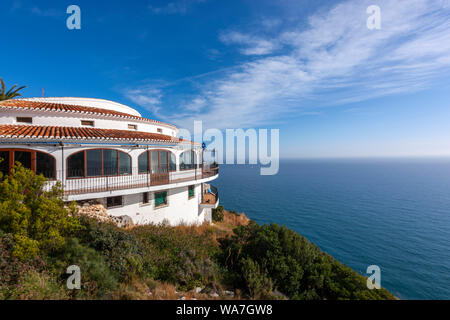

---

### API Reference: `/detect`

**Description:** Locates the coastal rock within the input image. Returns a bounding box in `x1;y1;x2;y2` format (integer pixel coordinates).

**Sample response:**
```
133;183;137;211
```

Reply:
194;287;203;294
73;201;112;223
225;290;235;297
111;215;134;228
72;201;134;228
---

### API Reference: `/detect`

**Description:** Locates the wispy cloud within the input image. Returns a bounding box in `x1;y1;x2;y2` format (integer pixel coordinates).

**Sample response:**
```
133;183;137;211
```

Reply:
30;6;63;18
219;31;278;56
8;1;63;18
123;86;163;115
127;0;450;129
148;0;206;15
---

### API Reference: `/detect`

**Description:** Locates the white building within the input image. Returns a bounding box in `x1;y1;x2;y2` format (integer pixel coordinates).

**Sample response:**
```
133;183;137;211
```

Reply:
0;97;219;225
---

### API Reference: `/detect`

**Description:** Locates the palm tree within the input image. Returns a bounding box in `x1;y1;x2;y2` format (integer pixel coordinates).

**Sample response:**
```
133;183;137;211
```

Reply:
0;78;26;101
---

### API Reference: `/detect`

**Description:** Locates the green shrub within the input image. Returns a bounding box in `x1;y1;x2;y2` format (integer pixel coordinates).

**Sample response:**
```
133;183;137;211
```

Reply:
219;222;395;300
50;238;118;298
0;164;82;260
6;270;68;300
132;225;220;290
78;218;144;282
241;257;273;299
212;206;224;222
0;233;45;299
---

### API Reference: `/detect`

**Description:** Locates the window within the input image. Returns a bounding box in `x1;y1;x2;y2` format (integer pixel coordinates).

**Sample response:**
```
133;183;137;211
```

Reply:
157;128;163;133
81;120;94;127
67;149;132;178
67;151;85;178
0;149;55;179
180;150;196;170
14;151;31;170
106;196;123;208
86;149;102;177
138;150;176;173
119;152;131;175
138;152;149;173
0;151;10;176
103;149;118;176
155;191;168;208
128;124;137;130
36;152;56;179
188;185;195;199
142;192;150;204
170;153;176;171
16;117;32;124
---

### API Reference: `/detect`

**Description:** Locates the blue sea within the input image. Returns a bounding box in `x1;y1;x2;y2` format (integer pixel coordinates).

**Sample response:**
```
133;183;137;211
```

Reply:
214;159;450;300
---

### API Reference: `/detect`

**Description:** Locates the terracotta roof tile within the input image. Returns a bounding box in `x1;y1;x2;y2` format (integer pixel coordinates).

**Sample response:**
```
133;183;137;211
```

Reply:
0;125;182;143
0;99;176;129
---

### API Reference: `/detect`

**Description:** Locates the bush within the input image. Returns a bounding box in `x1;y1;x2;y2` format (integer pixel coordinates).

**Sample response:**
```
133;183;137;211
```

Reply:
0;233;45;299
219;222;395;300
50;238;118;298
78;218;144;282
241;257;273;299
0;164;82;260
212;206;224;222
132;224;220;290
6;270;68;300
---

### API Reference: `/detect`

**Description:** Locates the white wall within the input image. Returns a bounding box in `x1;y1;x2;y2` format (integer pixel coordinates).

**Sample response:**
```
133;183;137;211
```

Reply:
106;184;205;225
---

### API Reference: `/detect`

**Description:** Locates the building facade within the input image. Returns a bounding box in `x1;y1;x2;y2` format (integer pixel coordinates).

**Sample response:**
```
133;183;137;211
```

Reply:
0;97;219;225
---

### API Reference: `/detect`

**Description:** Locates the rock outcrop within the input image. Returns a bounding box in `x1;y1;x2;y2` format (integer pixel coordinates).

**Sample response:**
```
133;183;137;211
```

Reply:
72;200;134;228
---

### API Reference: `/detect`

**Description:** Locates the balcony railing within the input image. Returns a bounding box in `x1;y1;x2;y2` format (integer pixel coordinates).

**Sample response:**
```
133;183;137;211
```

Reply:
49;164;219;196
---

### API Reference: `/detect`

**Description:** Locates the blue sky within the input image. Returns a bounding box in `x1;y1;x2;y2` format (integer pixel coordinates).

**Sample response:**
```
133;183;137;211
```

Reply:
2;0;450;158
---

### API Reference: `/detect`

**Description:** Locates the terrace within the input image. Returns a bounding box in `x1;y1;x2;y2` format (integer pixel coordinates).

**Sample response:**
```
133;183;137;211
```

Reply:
56;163;219;196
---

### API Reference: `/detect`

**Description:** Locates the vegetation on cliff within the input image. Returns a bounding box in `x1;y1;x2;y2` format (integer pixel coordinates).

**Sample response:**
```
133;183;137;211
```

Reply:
0;165;395;300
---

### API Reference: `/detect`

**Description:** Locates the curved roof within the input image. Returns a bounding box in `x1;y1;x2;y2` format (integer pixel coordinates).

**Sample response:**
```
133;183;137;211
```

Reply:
22;97;142;117
0;98;177;130
0;124;183;143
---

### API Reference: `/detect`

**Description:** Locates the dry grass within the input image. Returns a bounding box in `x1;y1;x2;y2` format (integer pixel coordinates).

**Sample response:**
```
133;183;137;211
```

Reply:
210;210;250;235
171;211;250;244
110;278;241;300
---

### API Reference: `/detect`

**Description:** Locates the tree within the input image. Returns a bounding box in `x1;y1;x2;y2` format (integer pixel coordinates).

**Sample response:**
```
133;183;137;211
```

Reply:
0;78;26;101
0;164;82;260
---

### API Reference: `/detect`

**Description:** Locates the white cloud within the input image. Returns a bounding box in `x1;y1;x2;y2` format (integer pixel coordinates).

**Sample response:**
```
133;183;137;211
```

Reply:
30;6;62;18
220;31;278;55
148;0;206;15
129;0;450;129
185;98;207;112
123;87;163;114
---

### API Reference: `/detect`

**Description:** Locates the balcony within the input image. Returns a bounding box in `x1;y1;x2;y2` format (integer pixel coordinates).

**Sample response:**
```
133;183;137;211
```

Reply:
201;184;219;208
48;163;219;197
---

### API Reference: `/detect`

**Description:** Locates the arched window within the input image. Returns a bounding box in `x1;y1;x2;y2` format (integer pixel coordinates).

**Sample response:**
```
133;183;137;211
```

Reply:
0;149;56;179
67;149;131;178
138;150;176;174
180;150;196;170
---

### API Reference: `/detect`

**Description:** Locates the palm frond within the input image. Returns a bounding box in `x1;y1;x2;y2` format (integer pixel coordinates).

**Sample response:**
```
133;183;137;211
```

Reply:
0;79;5;96
6;85;26;97
5;84;18;96
0;79;26;101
